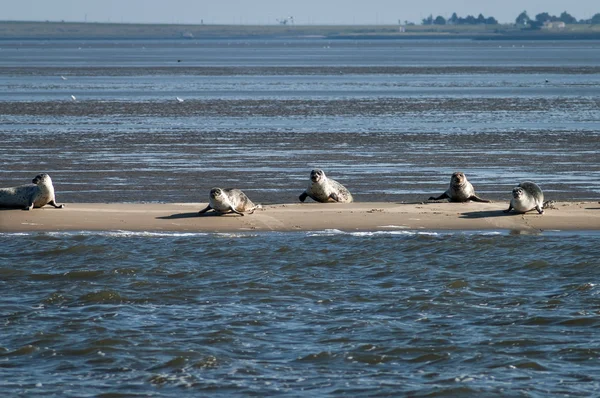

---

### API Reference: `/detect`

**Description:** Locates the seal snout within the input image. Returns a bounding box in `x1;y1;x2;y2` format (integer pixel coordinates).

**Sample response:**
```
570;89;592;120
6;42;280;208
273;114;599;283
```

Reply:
310;169;325;183
209;188;222;198
451;172;465;185
32;173;48;185
512;188;523;199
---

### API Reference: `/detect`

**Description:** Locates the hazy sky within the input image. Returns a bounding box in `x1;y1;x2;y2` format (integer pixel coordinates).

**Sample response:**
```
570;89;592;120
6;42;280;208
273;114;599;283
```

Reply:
3;0;598;25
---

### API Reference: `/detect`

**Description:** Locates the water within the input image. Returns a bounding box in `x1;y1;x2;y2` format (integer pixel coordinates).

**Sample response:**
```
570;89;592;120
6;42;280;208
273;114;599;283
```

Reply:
1;231;600;396
1;39;600;396
0;39;599;203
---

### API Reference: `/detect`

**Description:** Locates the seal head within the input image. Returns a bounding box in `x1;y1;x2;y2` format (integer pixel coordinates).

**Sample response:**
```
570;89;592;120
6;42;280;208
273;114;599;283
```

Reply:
299;169;353;203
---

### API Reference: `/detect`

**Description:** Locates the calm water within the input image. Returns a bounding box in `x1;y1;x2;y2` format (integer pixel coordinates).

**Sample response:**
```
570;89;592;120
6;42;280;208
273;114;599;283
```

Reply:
1;39;600;396
1;230;600;396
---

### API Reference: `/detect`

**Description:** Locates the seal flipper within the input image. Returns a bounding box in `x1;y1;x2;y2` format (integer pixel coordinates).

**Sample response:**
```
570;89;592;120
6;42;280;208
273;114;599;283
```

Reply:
24;193;36;210
299;192;308;202
429;192;449;201
535;205;544;215
229;206;244;216
198;205;212;214
48;200;64;209
503;204;513;213
469;195;491;203
329;192;340;202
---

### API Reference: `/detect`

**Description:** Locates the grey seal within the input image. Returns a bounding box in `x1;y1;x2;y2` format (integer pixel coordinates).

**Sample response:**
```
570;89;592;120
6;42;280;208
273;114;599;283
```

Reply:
299;169;353;203
0;173;64;210
504;181;544;214
198;188;260;216
428;172;490;203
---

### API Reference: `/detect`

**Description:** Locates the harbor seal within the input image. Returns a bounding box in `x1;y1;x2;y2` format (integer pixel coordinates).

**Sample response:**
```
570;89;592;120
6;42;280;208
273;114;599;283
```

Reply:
198;188;260;216
428;172;490;203
504;181;544;214
299;169;353;203
0;173;64;210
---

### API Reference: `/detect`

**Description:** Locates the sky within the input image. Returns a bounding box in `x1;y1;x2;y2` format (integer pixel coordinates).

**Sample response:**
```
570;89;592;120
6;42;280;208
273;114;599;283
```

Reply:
2;0;598;25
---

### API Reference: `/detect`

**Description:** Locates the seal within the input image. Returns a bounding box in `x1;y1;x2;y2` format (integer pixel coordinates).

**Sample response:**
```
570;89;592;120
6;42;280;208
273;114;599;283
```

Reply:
0;173;65;210
299;169;353;203
198;188;260;216
504;181;544;214
428;172;490;203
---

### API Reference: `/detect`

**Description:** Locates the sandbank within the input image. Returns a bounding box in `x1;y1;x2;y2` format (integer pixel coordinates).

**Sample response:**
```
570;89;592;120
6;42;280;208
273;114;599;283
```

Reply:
1;201;599;233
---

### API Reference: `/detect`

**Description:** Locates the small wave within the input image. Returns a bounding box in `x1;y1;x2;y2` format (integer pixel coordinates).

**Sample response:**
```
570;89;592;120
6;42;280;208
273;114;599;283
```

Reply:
295;351;339;363
77;290;124;304
2;345;39;357
306;229;441;237
558;317;599;327
511;360;549;371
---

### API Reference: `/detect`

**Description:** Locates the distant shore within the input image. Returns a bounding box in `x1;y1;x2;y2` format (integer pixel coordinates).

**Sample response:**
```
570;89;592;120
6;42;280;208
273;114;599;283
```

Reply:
2;20;600;40
1;202;599;233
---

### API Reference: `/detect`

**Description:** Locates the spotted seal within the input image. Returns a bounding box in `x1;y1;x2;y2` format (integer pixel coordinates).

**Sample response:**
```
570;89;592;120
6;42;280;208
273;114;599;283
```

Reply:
504;181;544;214
428;172;490;203
0;173;65;210
198;188;260;216
299;169;353;203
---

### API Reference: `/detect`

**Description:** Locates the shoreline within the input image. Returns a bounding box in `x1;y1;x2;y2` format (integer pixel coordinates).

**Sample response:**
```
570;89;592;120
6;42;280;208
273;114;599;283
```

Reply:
1;21;600;41
1;201;599;233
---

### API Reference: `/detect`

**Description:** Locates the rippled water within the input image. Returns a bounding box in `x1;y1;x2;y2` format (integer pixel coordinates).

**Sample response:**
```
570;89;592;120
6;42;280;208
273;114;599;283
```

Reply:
1;231;600;396
0;39;599;203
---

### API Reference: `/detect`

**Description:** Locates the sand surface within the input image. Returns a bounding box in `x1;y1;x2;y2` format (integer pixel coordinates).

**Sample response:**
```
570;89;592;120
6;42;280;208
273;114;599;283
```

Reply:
1;202;599;233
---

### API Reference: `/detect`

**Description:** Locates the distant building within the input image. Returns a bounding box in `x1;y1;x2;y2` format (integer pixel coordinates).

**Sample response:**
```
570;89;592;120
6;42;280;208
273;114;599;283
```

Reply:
542;21;566;30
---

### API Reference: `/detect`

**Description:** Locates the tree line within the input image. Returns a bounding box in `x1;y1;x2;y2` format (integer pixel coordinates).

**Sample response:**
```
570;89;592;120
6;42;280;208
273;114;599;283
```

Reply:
421;11;600;26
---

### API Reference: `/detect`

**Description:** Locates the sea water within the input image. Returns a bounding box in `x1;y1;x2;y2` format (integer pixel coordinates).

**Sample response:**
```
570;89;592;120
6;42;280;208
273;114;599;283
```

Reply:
1;230;600;396
1;39;600;396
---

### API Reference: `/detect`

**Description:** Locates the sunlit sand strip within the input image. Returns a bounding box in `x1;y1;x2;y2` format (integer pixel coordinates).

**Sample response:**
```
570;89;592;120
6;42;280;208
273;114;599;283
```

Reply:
0;202;598;233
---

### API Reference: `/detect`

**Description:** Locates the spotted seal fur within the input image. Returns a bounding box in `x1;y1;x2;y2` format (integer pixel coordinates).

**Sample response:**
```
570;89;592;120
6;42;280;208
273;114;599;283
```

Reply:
299;169;353;203
198;188;260;216
0;173;64;210
504;181;544;214
428;172;490;203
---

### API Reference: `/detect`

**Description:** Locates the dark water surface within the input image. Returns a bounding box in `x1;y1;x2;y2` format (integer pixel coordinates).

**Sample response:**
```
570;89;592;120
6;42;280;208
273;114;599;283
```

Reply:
1;231;600;396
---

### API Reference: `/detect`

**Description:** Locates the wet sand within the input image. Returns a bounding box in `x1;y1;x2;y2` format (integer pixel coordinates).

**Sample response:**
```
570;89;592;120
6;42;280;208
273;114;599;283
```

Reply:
1;201;598;233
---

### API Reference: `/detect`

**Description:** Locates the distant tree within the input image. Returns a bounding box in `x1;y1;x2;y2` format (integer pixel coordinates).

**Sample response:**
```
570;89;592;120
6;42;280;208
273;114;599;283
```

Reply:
444;12;498;26
535;12;553;23
433;16;446;25
592;13;600;24
464;15;477;25
559;11;577;24
422;14;433;25
515;11;530;25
